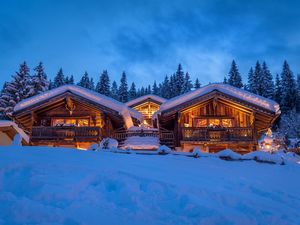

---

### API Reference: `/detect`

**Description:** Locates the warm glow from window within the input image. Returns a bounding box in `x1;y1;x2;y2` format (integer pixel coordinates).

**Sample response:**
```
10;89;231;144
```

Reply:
208;119;220;127
52;118;90;127
222;119;232;127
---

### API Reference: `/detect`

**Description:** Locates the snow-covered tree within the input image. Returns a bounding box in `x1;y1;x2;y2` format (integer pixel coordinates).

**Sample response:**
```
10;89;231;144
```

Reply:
78;71;91;89
280;60;297;112
227;60;243;88
0;62;33;116
110;81;119;100
65;75;74;85
129;82;137;100
31;62;49;95
261;62;274;99
152;81;159;95
89;77;95;90
118;72;128;102
279;110;300;138
175;64;185;94
274;74;282;104
246;67;254;91
182;72;193;94
96;70;110;96
160;75;170;99
53;68;66;88
194;78;201;89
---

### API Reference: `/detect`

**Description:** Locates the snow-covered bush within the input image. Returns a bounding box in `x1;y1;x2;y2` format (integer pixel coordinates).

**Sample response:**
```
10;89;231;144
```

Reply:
192;148;211;158
99;138;118;149
156;145;172;155
242;151;284;165
216;149;242;160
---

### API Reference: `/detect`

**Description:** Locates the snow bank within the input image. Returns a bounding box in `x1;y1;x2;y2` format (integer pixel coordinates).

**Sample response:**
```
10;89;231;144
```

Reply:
242;151;284;164
99;138;119;149
125;94;166;107
122;136;160;150
0;120;29;143
0;146;300;225
216;149;243;160
13;85;143;128
158;83;280;114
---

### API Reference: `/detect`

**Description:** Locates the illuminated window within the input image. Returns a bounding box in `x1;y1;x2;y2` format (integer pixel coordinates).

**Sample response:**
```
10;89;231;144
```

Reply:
208;119;220;127
52;119;64;126
222;119;232;127
78;119;89;127
52;118;90;127
65;119;77;126
194;119;207;127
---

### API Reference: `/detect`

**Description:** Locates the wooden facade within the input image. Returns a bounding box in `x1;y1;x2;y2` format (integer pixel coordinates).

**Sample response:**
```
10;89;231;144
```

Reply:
13;88;141;149
158;89;280;153
126;95;166;127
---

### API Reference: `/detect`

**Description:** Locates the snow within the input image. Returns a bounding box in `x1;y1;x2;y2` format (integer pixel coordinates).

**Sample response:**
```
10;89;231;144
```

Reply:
122;136;160;150
99;138;119;149
0;120;29;144
157;83;281;114
0;146;300;225
128;125;158;131
125;94;166;107
13;85;143;128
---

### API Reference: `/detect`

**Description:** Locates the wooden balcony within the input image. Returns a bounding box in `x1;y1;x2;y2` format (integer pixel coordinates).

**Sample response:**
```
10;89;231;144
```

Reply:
181;127;254;142
31;126;101;141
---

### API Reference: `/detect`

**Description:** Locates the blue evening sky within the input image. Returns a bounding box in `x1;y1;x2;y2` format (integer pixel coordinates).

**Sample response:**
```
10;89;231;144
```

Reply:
0;0;299;88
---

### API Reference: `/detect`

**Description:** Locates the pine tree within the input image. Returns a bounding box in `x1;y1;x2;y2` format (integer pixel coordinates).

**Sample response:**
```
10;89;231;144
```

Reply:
53;68;66;88
280;60;297;112
118;72;128;102
129;82;137;100
223;77;227;84
161;75;170;99
152;81;159;95
227;60;243;88
175;64;185;95
89;77;95;90
77;71;91;89
169;73;176;98
0;62;33;115
261;62;274;99
296;74;300;112
0;82;9;118
247;67;254;91
194;78;201;89
274;74;282;104
251;61;263;95
146;85;151;94
110;81;119;100
69;75;74;84
65;75;74;85
96;70;110;96
140;87;145;96
31;62;49;95
49;79;54;90
182;72;193;94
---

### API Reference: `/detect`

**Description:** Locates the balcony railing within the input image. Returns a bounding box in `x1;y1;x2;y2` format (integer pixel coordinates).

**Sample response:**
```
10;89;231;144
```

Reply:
182;127;254;142
31;126;101;141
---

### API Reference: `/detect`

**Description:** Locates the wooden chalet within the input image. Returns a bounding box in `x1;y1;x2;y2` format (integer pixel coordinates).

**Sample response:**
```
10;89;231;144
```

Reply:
156;83;280;153
12;85;143;149
126;94;166;127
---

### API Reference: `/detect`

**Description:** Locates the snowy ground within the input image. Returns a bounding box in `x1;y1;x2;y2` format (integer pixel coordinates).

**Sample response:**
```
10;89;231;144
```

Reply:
0;147;300;225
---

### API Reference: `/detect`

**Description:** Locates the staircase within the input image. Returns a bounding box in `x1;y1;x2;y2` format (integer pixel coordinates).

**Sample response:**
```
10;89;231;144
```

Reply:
159;128;175;149
112;128;175;149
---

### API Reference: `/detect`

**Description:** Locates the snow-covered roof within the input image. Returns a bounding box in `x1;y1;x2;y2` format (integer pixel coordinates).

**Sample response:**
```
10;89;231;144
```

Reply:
126;94;166;107
157;83;280;114
14;85;143;128
0;120;29;143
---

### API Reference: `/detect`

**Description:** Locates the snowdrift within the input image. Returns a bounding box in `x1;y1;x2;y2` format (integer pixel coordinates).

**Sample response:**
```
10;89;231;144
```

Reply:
0;146;300;225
